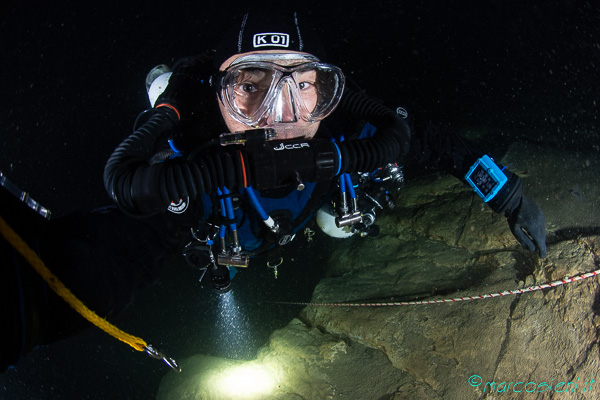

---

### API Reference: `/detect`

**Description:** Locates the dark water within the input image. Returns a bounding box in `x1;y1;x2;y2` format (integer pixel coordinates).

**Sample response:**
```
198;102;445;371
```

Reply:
0;228;333;400
1;1;599;399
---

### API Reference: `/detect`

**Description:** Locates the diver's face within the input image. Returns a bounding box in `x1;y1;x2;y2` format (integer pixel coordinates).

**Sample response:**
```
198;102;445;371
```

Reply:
218;50;321;140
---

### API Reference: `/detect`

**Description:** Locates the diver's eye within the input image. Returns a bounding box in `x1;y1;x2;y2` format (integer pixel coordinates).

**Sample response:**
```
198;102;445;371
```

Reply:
298;81;316;90
240;83;257;93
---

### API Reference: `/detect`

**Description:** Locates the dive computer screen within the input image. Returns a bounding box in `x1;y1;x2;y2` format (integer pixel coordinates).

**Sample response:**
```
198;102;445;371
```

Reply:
471;164;496;197
465;155;508;202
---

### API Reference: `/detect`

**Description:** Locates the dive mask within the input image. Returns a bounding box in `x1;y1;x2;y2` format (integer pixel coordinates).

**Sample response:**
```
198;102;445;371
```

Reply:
215;53;345;128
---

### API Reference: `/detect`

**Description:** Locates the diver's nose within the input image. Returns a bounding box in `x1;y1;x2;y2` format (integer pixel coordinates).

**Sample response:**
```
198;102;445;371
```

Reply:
272;82;298;123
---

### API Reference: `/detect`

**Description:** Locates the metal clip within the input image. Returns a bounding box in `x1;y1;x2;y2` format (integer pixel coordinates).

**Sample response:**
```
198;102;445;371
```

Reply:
267;257;283;279
294;171;305;191
304;227;315;242
144;344;181;373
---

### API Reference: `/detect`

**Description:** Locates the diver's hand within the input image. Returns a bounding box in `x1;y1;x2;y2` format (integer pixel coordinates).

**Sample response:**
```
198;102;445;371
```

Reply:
506;195;547;257
156;51;215;119
484;169;546;257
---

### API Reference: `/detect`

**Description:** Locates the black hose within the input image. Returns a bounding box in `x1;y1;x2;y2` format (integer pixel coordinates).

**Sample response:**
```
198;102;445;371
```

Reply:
103;107;246;216
336;87;411;173
103;91;412;216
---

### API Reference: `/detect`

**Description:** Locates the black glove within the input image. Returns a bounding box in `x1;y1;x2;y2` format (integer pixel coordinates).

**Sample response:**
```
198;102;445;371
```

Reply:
488;170;547;257
506;195;547;257
155;50;216;119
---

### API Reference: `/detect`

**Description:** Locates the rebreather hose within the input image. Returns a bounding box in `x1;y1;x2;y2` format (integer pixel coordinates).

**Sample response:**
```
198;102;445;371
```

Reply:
0;216;181;372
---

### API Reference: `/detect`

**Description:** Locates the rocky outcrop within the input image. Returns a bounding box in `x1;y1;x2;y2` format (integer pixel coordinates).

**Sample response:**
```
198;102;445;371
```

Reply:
158;142;600;399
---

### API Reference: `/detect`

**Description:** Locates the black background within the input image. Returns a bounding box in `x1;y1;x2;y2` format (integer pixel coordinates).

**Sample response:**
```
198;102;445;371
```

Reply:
1;1;599;399
2;0;599;217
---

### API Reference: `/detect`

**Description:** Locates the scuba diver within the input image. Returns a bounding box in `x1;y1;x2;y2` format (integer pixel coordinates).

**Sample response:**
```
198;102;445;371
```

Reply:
1;11;546;372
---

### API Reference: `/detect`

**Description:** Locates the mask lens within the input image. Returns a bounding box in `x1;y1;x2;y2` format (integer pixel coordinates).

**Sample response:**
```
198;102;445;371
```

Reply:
293;68;319;113
228;67;275;120
297;65;344;122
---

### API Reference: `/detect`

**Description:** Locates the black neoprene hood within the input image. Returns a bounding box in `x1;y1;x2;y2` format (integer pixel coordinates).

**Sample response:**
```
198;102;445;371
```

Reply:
213;11;327;68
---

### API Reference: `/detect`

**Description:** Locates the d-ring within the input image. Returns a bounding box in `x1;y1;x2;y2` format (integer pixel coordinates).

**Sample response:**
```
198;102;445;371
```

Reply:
267;257;283;268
